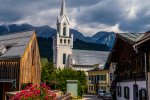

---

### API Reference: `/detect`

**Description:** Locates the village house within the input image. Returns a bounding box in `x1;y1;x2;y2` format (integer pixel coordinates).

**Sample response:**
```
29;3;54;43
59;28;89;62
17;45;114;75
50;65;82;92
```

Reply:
0;30;41;100
109;33;147;100
87;69;110;93
134;32;150;100
87;58;116;94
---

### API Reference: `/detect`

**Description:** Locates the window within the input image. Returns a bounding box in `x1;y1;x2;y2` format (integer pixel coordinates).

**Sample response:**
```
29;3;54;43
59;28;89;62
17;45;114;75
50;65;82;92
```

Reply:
63;53;66;64
99;75;106;81
88;85;90;90
60;39;62;43
117;86;122;97
63;23;67;36
68;40;70;44
124;87;129;99
64;39;66;43
139;89;147;100
89;75;91;80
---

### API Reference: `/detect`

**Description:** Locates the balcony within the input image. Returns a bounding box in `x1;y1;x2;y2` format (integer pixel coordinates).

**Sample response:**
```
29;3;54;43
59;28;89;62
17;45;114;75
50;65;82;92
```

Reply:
99;80;107;84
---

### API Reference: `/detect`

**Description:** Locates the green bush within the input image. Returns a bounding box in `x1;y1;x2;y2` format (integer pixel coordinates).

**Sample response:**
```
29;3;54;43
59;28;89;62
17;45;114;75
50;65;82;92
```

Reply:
41;64;87;96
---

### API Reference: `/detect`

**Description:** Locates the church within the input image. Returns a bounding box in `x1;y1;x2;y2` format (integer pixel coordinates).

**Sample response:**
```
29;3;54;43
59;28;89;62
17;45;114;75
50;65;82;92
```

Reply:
53;0;109;73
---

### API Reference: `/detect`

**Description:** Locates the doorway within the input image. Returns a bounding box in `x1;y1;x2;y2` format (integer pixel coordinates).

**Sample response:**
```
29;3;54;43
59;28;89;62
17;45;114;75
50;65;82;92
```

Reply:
0;83;3;100
133;84;138;100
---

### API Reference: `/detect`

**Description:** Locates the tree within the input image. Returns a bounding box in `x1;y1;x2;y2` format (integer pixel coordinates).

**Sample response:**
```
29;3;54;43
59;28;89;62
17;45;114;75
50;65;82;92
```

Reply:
41;62;55;82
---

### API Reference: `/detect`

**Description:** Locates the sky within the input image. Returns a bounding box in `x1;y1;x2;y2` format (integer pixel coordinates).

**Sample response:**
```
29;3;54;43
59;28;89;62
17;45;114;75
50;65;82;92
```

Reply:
0;0;150;36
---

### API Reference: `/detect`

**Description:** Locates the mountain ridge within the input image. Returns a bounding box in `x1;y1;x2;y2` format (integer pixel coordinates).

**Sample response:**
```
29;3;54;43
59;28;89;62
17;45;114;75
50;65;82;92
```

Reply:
0;23;115;49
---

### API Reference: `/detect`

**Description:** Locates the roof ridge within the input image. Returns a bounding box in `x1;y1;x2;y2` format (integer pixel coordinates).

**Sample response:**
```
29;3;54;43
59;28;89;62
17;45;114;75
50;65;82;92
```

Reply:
0;29;35;37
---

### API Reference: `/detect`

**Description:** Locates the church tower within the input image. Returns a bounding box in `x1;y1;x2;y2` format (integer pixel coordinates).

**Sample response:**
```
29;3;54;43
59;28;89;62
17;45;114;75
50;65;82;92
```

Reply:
53;0;73;68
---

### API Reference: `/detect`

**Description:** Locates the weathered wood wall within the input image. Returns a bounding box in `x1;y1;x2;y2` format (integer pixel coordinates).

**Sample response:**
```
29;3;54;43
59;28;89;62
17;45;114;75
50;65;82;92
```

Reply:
0;60;20;100
19;33;41;89
0;60;20;81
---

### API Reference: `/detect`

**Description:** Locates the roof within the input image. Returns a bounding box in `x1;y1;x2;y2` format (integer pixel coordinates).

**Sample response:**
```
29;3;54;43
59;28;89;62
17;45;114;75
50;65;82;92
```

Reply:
0;30;34;59
70;50;110;66
87;68;109;72
134;32;150;46
117;33;144;43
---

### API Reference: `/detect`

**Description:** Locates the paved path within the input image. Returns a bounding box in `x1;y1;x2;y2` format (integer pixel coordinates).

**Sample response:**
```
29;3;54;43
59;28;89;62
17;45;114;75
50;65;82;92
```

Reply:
82;94;102;100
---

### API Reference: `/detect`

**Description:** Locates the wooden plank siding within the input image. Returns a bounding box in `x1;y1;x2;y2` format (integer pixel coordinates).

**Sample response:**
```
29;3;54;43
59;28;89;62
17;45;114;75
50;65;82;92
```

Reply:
0;60;20;100
19;33;41;89
0;60;20;80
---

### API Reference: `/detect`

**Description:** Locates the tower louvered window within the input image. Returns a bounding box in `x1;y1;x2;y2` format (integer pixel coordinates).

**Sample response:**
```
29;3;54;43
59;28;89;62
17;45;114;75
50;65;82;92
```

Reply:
63;23;67;36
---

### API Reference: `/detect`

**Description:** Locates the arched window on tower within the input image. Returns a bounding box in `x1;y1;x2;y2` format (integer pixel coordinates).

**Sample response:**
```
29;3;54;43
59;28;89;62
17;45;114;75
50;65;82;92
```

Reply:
68;39;70;44
60;39;62;43
63;23;67;36
64;39;66;44
63;53;66;64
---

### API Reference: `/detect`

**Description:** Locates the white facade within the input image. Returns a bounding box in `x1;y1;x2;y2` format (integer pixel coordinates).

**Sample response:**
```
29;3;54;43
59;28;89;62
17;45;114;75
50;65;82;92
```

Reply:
53;0;73;69
116;81;146;100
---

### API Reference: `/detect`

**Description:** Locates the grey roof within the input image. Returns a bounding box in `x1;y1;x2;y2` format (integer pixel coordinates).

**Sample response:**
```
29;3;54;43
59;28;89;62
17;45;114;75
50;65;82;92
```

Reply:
117;33;144;42
71;50;110;66
0;31;34;59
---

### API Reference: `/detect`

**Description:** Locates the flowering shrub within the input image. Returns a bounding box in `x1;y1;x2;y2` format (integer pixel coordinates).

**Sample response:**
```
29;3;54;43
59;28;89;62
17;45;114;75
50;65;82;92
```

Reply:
11;84;56;100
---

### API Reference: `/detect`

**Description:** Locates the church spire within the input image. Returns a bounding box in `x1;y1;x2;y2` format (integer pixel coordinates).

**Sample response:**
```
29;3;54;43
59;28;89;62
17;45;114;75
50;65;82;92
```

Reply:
60;0;67;16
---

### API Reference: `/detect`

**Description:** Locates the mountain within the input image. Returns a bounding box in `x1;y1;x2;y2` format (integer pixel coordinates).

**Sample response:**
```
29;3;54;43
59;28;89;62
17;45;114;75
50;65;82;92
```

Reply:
0;23;34;35
0;23;116;49
70;29;94;43
35;26;56;37
92;32;116;48
73;39;110;51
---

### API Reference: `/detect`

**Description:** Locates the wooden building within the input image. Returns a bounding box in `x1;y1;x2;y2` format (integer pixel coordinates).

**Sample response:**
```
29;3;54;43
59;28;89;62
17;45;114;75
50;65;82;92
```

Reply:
134;32;150;100
109;33;147;100
0;30;41;100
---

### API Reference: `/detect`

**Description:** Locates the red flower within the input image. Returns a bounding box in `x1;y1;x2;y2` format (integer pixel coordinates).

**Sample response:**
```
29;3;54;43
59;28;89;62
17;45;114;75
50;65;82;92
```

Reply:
11;84;57;100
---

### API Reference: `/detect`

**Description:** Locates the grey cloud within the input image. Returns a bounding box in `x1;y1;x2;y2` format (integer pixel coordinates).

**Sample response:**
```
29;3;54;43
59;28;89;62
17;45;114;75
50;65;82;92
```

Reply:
67;0;101;7
77;0;123;26
0;0;150;34
119;3;150;32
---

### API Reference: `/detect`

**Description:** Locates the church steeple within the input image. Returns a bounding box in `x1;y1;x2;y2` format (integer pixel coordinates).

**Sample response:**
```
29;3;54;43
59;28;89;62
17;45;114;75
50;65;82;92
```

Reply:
60;0;67;16
53;0;73;69
57;0;70;37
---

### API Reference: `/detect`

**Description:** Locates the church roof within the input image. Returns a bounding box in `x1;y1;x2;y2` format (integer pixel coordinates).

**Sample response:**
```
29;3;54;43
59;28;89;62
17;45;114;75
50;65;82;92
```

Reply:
71;50;110;66
0;30;34;59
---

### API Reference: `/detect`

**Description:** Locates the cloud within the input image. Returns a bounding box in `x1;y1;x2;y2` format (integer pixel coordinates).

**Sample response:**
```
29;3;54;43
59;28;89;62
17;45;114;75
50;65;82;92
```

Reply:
0;0;150;35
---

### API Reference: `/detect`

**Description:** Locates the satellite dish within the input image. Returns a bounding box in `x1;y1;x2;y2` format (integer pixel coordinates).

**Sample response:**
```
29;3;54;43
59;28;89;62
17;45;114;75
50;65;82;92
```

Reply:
0;45;7;56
